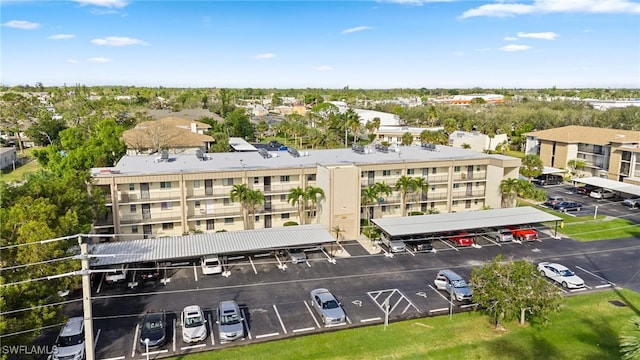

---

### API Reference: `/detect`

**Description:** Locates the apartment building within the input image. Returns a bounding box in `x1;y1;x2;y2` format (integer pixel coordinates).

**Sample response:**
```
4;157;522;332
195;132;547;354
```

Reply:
525;125;640;183
91;144;521;241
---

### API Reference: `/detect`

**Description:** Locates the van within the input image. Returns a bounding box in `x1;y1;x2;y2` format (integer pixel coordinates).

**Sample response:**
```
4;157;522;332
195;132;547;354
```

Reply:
52;317;85;360
381;234;406;253
201;255;222;275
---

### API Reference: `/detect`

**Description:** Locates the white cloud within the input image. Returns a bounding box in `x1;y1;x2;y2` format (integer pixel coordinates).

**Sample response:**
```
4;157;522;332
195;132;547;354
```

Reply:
254;53;276;59
90;8;120;15
341;26;374;34
517;31;558;40
66;59;79;64
461;0;640;19
88;57;111;63
314;65;333;71
504;36;518;41
498;44;532;52
49;34;75;40
74;0;128;8
91;36;149;46
2;20;40;30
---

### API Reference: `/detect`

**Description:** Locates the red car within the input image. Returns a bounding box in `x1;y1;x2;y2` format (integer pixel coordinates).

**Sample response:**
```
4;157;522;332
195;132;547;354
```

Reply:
447;231;474;247
506;225;539;241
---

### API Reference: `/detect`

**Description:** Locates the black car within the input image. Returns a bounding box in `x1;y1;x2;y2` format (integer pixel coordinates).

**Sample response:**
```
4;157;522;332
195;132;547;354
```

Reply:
552;201;582;212
137;262;160;282
576;185;599;195
139;311;166;349
405;239;433;252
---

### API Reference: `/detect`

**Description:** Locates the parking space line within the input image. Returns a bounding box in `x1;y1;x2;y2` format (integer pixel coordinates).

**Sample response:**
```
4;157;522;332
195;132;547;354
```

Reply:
575;265;617;286
319;247;337;263
360;317;381;323
405;247;416;256
304;300;321;329
255;332;280;339
596;284;613;288
96;273;105;294
460;303;478;309
401;302;413;315
181;344;206;351
439;239;459;252
570;288;588;292
346;316;352;324
482;235;501;247
241;309;252;340
248;256;258;274
208;313;215;346
305;260;311;267
428;285;455;306
272;304;287;334
94;328;101;350
131;323;139;357
193;263;198;282
429;307;448;313
292;327;315;333
172;318;176;352
326;322;347;328
101;357;125;360
140;349;168;357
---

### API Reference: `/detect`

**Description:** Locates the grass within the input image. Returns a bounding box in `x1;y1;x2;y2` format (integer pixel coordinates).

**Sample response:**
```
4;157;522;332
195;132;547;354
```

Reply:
170;289;640;360
560;218;640;241
0;147;41;183
517;199;605;224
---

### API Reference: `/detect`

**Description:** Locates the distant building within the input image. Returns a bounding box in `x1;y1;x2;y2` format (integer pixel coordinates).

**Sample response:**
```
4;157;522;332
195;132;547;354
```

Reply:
354;109;401;127
432;94;505;105
375;126;443;146
449;131;509;153
0;147;17;170
122;117;214;155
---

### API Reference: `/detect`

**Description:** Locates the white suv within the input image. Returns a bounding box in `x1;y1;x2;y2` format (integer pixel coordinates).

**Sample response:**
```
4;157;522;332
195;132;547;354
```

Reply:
52;317;85;360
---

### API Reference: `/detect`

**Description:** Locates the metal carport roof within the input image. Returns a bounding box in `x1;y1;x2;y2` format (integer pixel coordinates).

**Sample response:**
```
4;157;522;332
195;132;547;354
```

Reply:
89;224;334;266
572;176;640;197
543;166;568;175
371;206;561;237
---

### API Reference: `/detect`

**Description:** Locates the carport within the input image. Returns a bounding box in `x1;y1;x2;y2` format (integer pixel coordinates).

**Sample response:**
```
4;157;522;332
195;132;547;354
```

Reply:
371;206;562;239
572;176;640;197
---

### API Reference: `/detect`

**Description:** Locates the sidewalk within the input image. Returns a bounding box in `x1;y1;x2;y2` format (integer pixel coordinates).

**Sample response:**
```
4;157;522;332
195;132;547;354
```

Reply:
355;236;382;255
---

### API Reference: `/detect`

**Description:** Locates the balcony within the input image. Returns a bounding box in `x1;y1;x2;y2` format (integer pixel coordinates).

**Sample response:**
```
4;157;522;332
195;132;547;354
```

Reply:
119;189;182;203
120;212;181;225
452;190;485;199
188;207;242;220
453;171;486;181
94;212;114;228
426;174;449;184
263;183;301;194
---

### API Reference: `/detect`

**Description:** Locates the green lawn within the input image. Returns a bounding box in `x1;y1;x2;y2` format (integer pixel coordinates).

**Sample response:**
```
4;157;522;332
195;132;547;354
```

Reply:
560;218;640;241
171;289;640;360
0;148;41;183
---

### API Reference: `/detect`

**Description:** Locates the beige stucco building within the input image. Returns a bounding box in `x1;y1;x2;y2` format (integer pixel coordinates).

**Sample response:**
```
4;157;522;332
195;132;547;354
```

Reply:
91;144;521;241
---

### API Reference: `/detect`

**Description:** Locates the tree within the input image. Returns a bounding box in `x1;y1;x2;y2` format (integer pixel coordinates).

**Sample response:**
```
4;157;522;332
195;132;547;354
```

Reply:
224;108;255;140
0;92;37;155
401;132;413;146
620;317;640;360
287;187;307;225
520;154;544;181
413;177;430;205
305;186;325;223
395;175;416;216
567;158;586;176
461;143;471;149
499;178;520;208
230;184;264;230
471;255;563;329
373;182;392;218
361;186;378;224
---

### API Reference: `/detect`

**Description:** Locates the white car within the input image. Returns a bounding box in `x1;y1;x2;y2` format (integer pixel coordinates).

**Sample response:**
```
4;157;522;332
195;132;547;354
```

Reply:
105;265;128;284
181;305;207;343
201;255;222;275
537;262;585;289
589;188;615;199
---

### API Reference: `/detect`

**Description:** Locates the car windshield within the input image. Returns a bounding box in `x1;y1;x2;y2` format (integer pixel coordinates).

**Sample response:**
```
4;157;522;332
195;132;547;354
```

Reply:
322;299;339;310
451;279;468;288
55;333;83;347
204;260;219;266
144;319;164;332
184;314;204;328
559;269;575;277
220;312;240;325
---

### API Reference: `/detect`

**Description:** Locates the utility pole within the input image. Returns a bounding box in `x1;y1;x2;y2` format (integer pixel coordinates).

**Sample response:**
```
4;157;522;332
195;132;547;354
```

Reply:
80;237;95;360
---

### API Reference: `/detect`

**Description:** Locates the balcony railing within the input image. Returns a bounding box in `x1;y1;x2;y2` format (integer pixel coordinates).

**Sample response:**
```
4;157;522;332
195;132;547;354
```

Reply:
119;189;182;203
453;172;486;181
120;212;181;224
452;190;485;199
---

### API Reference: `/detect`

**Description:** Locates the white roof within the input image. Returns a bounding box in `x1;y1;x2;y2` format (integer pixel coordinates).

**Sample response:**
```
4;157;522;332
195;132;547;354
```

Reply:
228;137;257;152
90;224;333;266
543;166;568;175
371;207;561;237
572;176;640;197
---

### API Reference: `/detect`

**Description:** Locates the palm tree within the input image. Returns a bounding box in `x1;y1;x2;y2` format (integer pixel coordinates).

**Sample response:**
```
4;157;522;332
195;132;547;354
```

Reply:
395;175;416;216
344;109;362;145
361;186;378;224
413;177;430;205
373;182;392;218
499;178;520;208
620;317;640;360
521;154;544;181
567;159;586;176
245;189;265;230
305;186;325;223
287;187;307;225
230;184;264;230
401;132;413;146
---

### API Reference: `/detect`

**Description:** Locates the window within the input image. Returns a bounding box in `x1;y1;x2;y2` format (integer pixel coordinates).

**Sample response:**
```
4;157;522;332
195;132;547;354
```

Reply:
382;170;391;176
196;220;201;227
307;174;316;181
465;200;471;209
431;186;435;191
255;215;260;221
422;168;429;176
454;166;461;172
131;225;138;234
281;213;290;219
254;177;259;184
280;175;290;182
129;183;135;191
195;201;201;208
453;200;459;206
381;205;387;212
130;205;136;213
476;182;480;187
223;198;230;206
193;180;200;188
476;166;481;171
432;168;437;174
407;169;415;175
162;223;173;230
206;219;214;230
223;178;234;186
453;184;460;189
161;202;173;210
224;218;234;224
160;181;171;189
280;194;287;202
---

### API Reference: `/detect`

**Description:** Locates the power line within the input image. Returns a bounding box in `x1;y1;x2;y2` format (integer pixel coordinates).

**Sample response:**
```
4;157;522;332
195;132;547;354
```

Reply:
0;255;76;272
0;233;79;250
0;298;82;316
0;321;66;339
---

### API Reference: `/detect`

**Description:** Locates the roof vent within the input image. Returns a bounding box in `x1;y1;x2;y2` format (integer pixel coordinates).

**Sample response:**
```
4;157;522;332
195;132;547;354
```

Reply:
375;144;389;153
421;143;437;151
258;148;271;159
352;144;365;154
195;149;204;161
288;147;300;157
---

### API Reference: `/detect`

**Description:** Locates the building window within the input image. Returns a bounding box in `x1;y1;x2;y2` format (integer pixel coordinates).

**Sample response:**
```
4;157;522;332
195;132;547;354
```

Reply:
476;182;480;187
206;219;214;230
407;169;415;175
131;225;138;234
382;170;391;176
254;177;259;184
476;166;481;171
280;194;287;202
454;166;461;172
280;175;290;182
161;202;173;210
195;201;201;208
196;220;201;227
422;168;429;176
307;174;316;181
224;218;234;224
381;205;387;212
223;198;230;206
255;215;260;221
465;200;471;209
453;200;459;206
281;213;290;219
432;167;437;174
129;183;135;191
193;180;200;188
223;178;234;186
160;181;171;189
431;186;435;191
130;204;136;212
162;223;173;230
453;184;460;189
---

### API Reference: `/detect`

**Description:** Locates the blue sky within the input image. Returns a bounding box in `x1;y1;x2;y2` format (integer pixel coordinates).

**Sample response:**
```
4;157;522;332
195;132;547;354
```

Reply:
1;0;639;88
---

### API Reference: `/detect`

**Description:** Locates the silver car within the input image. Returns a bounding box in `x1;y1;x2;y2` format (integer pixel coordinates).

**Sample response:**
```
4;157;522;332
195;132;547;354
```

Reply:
216;301;244;342
286;248;307;264
434;269;473;302
181;305;207;343
310;288;346;325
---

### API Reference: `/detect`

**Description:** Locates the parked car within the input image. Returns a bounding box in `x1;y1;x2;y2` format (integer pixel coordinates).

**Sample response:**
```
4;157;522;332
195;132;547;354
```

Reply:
181;305;207;343
52;317;85;360
447;231;474;247
139;311;167;350
405;239;434;252
533;174;563;186
622;197;640;208
589;188;616;199
505;225;539;242
137;262;160;282
433;269;473;302
105;264;128;284
483;228;513;242
201;255;222;275
576;184;599;195
286;248;307;264
381;235;406;253
552;201;582;212
543;196;565;207
537;262;585;289
216;300;244;342
310;288;346;325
